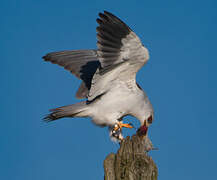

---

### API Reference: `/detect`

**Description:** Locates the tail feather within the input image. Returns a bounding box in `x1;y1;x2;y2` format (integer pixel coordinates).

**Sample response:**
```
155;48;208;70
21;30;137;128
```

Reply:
44;101;88;122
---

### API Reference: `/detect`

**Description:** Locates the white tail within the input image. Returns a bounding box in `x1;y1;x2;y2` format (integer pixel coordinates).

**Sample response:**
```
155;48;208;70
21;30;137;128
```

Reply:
44;101;88;122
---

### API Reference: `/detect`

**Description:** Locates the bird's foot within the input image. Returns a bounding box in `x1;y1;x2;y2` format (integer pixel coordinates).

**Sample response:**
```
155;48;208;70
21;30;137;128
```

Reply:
113;122;134;131
110;126;124;141
110;122;133;141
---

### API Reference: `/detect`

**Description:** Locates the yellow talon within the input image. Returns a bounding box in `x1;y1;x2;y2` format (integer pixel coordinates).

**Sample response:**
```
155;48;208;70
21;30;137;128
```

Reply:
114;122;134;131
120;122;134;129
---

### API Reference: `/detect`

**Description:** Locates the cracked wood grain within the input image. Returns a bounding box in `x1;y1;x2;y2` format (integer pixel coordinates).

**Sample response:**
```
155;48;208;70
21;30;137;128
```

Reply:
104;135;158;180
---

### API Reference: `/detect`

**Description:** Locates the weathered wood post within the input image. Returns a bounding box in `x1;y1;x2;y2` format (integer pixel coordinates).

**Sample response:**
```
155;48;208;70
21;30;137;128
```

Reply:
104;135;158;180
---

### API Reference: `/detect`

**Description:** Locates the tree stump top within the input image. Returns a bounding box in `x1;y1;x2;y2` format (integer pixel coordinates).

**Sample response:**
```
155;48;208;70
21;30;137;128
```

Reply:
104;135;158;180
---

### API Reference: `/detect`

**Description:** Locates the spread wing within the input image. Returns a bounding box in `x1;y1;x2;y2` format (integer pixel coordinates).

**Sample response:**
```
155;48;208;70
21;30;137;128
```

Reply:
43;50;100;99
88;11;149;101
43;11;149;102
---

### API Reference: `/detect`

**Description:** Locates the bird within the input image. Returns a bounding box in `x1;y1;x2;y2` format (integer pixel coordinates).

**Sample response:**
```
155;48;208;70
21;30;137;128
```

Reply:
43;11;154;143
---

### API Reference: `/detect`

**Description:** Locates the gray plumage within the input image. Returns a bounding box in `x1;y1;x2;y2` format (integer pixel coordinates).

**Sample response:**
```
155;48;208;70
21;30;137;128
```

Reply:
43;50;99;99
43;11;154;141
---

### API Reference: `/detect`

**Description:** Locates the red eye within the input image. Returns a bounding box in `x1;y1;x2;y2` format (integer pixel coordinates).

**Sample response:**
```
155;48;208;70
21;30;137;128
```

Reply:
147;115;153;124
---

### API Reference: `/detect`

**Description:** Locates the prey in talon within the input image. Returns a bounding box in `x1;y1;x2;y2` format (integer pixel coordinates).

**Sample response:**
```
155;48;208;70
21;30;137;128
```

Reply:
110;122;134;141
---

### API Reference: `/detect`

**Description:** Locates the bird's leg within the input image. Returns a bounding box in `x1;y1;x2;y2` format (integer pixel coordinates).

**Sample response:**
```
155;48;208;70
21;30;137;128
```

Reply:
113;122;134;131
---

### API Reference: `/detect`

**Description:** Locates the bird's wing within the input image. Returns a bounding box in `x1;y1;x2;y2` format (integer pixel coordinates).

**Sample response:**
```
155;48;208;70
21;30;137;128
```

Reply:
87;11;149;101
96;11;149;69
43;50;100;99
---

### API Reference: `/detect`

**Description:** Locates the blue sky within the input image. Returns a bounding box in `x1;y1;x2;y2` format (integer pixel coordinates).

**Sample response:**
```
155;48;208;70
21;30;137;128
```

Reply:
1;0;217;179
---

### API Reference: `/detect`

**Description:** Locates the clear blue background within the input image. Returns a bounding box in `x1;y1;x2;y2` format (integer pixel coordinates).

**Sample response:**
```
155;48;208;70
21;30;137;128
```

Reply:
1;0;217;179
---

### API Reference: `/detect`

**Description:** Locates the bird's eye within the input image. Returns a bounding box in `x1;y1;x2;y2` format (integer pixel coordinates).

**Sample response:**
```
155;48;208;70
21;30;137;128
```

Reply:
147;115;153;124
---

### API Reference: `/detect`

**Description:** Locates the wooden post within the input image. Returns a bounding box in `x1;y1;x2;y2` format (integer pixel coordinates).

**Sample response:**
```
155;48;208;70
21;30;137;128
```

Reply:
104;135;158;180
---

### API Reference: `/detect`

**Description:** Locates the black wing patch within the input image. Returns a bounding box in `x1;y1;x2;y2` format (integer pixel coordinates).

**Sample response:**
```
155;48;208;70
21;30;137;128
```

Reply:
43;50;100;99
96;11;132;68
